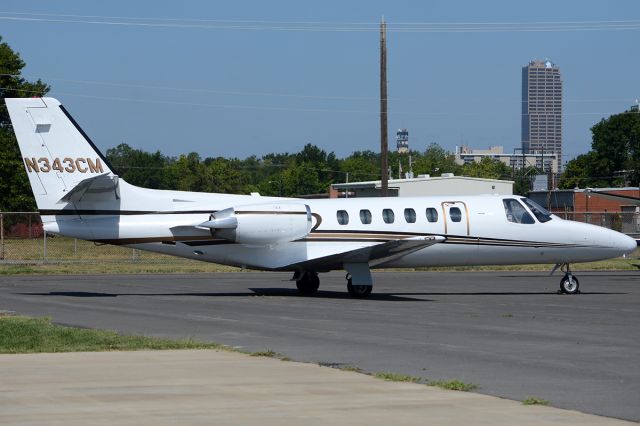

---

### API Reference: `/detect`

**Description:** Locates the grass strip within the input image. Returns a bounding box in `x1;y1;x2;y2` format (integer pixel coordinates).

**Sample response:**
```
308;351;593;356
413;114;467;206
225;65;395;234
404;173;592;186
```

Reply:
0;262;240;275
522;396;550;406
374;372;423;383
0;316;223;354
246;349;291;361
2;255;638;275
428;379;479;391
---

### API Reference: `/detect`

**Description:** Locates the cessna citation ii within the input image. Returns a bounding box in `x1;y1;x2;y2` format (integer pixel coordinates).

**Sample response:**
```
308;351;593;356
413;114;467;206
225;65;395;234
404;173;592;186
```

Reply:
6;97;637;298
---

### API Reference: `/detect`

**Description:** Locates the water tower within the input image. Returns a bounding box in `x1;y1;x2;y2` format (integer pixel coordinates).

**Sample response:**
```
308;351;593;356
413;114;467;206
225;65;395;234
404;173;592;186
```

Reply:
396;129;409;153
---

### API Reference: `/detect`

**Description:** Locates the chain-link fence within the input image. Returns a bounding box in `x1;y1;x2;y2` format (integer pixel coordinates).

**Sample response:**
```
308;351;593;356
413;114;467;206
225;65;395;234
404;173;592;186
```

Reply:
0;212;177;264
1;211;638;264
555;212;639;236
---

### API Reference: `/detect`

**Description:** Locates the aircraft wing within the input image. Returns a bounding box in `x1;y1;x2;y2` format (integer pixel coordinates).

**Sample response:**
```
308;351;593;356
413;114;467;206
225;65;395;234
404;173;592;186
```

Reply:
287;235;445;272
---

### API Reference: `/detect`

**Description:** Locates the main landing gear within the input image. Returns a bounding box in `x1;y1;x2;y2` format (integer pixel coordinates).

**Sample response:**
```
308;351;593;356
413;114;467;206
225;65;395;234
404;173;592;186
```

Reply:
293;269;374;298
346;274;372;298
554;263;580;295
295;271;320;296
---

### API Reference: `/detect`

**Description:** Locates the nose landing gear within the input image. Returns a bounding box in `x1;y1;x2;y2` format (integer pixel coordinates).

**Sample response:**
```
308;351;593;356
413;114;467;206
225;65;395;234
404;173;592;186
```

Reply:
555;263;580;294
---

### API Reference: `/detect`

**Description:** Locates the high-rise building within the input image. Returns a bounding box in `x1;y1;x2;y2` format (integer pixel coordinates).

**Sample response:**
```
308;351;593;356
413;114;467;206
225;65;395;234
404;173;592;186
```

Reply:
396;129;409;153
521;60;562;171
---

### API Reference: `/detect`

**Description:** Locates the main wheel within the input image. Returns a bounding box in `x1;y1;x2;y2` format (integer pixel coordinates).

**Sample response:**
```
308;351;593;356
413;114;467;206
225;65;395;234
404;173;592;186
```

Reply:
559;274;580;294
347;279;372;298
296;272;320;295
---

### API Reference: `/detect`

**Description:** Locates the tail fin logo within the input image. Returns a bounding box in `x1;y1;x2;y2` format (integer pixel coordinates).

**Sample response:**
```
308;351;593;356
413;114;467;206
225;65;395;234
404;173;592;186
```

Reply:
24;157;104;174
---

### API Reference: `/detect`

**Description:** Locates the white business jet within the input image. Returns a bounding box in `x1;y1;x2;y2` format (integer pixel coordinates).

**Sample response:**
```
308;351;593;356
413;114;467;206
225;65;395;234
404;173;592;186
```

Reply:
6;98;637;297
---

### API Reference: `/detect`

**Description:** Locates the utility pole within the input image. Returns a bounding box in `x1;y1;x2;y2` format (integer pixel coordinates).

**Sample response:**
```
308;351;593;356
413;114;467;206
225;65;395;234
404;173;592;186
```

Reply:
380;17;389;196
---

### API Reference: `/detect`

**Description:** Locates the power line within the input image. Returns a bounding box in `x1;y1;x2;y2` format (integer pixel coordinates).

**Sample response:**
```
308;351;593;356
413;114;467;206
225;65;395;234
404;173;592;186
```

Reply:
0;73;379;101
1;73;635;105
3;86;639;118
1;12;639;27
0;13;639;32
3;12;640;26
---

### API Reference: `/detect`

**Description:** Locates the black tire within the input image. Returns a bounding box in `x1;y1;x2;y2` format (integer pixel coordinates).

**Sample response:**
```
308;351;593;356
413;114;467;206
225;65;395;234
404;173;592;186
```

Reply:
296;272;320;295
347;280;372;298
559;274;580;294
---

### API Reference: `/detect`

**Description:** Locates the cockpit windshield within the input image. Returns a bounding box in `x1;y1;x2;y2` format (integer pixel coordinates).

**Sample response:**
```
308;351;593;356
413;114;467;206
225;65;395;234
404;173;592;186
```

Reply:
521;198;553;223
503;199;535;224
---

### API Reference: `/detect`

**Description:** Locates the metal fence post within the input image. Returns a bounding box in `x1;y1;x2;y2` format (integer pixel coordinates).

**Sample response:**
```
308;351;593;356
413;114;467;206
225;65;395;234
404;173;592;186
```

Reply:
43;229;47;264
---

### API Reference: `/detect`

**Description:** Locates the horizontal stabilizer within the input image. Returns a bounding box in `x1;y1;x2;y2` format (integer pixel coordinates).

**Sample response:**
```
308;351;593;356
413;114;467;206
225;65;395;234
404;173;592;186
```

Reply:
58;173;119;203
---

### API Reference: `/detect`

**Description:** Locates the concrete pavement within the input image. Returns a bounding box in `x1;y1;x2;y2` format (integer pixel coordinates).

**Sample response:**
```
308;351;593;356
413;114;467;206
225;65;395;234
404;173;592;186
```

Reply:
1;271;638;420
0;349;634;426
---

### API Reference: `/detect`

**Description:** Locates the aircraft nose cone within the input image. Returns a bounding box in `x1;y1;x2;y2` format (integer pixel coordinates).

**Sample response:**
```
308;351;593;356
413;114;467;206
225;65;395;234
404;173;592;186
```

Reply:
617;233;638;255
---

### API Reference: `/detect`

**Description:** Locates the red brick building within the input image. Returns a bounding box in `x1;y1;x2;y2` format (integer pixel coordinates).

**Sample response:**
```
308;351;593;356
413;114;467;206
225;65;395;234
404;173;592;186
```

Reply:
529;188;640;213
529;188;640;236
575;188;640;212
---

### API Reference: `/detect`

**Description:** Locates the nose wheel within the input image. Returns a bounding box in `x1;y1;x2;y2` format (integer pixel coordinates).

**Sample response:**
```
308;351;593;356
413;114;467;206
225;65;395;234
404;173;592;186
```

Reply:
559;273;580;294
556;264;580;294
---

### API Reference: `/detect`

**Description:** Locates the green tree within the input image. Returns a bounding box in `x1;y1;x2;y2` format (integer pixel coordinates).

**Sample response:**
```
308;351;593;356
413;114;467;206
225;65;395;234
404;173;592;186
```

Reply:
340;150;379;182
559;151;602;189
412;143;460;177
591;110;640;186
204;157;248;194
512;166;540;196
295;143;341;189
106;143;171;189
282;161;322;196
560;110;640;188
166;152;209;192
0;36;50;211
461;157;511;180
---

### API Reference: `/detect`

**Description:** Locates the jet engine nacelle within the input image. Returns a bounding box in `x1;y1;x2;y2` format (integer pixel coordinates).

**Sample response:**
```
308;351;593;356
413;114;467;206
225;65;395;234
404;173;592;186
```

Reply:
199;202;313;245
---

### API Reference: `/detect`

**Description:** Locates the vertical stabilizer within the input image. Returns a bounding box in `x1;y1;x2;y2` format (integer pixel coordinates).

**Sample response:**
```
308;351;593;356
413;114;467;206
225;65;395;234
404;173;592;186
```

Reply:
5;97;115;211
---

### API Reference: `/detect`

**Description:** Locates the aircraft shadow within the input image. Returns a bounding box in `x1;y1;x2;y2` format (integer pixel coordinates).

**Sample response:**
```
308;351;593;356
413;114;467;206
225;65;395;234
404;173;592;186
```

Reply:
390;291;627;296
17;289;429;302
498;273;639;278
18;289;628;298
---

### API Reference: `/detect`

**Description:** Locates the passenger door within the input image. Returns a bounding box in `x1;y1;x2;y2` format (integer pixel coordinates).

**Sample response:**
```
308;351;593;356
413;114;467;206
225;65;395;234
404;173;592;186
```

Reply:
442;201;470;236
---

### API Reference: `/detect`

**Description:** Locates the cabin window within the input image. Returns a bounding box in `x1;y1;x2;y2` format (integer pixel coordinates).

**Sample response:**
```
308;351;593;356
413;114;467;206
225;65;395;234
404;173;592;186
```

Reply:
521;198;552;223
336;210;349;225
382;208;395;224
503;199;535;224
360;209;372;224
426;207;438;223
449;207;462;222
404;208;416;223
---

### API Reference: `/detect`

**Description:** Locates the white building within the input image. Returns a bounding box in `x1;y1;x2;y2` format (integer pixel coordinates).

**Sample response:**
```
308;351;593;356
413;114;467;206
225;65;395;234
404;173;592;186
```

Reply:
455;145;558;174
330;174;513;198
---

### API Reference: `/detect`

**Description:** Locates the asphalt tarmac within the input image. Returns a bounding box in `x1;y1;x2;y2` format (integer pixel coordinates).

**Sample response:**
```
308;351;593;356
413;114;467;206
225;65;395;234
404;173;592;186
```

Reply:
0;271;638;421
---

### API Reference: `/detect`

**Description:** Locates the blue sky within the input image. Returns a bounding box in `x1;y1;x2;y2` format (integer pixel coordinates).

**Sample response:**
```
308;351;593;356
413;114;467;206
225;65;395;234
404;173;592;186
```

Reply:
1;0;639;165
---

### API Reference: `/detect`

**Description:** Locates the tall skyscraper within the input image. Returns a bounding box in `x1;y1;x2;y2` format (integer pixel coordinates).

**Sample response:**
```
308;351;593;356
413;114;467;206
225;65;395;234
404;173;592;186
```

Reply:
521;60;562;172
